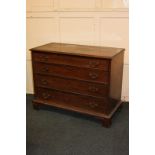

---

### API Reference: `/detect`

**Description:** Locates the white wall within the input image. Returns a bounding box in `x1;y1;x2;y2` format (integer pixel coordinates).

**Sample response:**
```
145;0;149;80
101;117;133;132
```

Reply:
26;0;129;101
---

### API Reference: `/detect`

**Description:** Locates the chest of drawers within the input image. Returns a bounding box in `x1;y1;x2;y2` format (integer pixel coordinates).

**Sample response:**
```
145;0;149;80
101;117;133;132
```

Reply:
31;43;124;127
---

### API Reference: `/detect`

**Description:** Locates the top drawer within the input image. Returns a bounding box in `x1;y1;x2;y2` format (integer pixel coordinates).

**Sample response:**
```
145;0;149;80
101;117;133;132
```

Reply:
32;52;110;71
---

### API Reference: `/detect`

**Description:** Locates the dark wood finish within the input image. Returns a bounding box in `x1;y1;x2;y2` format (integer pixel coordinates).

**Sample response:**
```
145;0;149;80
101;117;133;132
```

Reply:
101;118;112;127
33;102;40;110
31;42;124;127
35;87;115;115
33;62;109;83
31;42;124;59
35;74;108;98
33;52;110;71
110;51;124;100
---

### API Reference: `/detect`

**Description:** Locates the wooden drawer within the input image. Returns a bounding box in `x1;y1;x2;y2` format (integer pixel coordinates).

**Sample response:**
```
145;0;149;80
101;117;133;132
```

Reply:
35;74;109;98
32;52;110;71
33;62;109;84
35;87;109;113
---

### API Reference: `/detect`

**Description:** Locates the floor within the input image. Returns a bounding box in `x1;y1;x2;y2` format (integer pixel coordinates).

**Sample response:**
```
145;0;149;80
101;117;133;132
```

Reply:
26;94;129;155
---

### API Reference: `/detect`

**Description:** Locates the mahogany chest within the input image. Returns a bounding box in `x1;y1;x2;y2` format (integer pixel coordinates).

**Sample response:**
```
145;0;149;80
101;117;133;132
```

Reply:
31;43;124;127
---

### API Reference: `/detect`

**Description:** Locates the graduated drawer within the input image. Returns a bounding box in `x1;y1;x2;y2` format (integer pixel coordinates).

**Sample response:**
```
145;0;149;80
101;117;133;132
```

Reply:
35;87;108;114
35;74;108;98
32;52;110;71
33;62;109;84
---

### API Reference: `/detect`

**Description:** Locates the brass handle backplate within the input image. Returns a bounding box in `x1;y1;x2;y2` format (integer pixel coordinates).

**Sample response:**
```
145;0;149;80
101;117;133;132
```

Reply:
42;92;51;99
88;61;99;68
42;56;49;61
41;79;48;85
89;102;98;108
88;86;99;92
89;72;98;79
42;67;49;72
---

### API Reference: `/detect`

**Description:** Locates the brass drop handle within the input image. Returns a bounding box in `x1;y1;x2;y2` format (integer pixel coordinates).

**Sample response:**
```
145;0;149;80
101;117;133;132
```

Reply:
89;102;98;108
42;67;49;72
42;92;50;99
88;61;99;68
41;79;48;85
43;56;49;61
88;86;99;92
89;72;98;79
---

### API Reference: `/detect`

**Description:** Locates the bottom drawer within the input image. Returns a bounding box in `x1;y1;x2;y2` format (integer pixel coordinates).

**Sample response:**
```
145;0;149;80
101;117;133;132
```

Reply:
35;87;109;114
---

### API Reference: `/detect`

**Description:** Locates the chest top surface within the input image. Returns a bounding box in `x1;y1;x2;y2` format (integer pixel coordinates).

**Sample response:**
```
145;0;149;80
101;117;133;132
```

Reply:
30;42;125;59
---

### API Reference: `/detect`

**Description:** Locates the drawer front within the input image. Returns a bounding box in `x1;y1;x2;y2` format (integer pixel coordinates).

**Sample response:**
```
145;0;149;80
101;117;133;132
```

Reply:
35;87;108;113
35;74;108;97
32;52;110;71
33;62;109;84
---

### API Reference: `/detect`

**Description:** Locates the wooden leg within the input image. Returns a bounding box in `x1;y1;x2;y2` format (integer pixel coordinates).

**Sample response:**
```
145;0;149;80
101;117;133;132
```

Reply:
101;118;112;128
117;103;123;113
33;103;40;110
119;103;123;110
